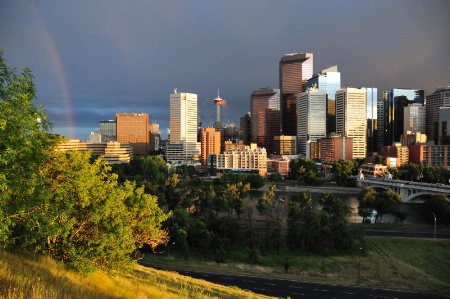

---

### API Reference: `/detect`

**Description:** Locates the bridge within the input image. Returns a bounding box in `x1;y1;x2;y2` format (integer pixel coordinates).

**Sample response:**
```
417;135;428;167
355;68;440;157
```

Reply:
357;178;450;203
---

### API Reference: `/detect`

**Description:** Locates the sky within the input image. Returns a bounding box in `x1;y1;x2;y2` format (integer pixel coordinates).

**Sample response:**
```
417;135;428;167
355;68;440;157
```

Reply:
1;0;449;140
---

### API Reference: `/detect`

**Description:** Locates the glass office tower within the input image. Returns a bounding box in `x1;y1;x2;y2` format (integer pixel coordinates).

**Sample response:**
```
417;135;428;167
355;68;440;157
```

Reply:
250;88;280;154
297;88;327;157
279;53;313;137
305;66;341;135
379;88;424;147
359;87;378;153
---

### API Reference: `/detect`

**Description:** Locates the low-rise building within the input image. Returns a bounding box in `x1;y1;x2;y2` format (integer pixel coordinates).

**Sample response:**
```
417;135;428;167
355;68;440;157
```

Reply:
56;140;133;164
216;143;267;177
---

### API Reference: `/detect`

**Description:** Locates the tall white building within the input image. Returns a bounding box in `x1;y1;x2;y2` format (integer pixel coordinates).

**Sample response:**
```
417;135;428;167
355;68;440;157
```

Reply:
336;88;367;159
297;87;327;157
169;90;200;162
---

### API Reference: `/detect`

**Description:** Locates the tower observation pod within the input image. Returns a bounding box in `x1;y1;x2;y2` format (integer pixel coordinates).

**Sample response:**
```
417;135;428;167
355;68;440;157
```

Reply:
213;89;224;123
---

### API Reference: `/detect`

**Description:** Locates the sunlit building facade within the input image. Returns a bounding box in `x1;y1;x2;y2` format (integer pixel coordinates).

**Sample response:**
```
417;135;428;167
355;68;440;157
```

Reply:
336;88;367;159
305;66;340;135
116;113;149;156
169;91;200;162
201;127;221;166
297;87;327;157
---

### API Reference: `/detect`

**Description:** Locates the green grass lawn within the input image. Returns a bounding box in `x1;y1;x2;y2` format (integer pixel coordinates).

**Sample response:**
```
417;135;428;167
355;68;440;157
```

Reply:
141;236;450;297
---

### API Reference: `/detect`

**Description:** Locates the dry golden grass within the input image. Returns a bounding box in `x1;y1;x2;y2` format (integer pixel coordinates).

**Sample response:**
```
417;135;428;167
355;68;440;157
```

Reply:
0;251;272;299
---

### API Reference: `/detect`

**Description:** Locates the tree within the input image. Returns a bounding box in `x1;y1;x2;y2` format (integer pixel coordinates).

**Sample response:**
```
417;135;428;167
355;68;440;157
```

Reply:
0;51;171;273
319;193;353;250
257;185;279;249
332;160;355;184
357;188;377;223
222;182;250;217
244;174;265;189
0;50;59;245
372;188;402;223
289;158;319;182
286;192;318;252
269;172;283;182
422;194;449;224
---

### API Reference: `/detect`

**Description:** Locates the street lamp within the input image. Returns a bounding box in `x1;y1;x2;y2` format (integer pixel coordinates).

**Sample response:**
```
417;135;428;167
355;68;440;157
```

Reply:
168;242;175;257
432;213;436;240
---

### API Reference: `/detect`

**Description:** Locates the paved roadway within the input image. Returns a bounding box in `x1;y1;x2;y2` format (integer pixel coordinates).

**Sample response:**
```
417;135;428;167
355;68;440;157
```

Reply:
155;267;448;299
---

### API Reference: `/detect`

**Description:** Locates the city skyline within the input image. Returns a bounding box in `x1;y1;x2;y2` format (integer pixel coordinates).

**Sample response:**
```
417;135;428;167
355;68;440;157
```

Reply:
1;1;449;140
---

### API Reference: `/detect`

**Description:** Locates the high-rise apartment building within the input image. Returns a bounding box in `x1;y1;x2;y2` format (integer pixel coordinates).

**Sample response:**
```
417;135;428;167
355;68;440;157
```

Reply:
379;88;424;147
169;91;200;162
250;88;280;154
201;127;221;166
279;53;313;136
297;87;327;157
336;88;367;159
305;66;340;135
426;87;450;144
116;113;149;156
100;120;116;142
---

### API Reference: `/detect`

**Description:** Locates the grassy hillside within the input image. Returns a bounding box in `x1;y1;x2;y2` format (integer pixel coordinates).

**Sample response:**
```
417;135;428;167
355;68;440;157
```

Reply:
0;251;271;299
141;237;450;297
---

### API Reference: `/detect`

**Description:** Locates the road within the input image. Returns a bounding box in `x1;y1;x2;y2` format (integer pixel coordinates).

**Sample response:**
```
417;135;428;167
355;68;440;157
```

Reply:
153;267;448;299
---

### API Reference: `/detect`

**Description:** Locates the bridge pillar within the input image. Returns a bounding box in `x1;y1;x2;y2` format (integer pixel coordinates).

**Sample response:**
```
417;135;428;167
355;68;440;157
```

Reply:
399;187;410;202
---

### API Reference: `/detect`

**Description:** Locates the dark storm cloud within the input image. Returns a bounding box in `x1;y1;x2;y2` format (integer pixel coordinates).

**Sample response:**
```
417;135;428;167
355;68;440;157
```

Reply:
1;0;449;140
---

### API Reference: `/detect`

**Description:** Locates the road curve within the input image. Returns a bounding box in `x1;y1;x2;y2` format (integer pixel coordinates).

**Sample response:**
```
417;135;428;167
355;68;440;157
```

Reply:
145;265;448;299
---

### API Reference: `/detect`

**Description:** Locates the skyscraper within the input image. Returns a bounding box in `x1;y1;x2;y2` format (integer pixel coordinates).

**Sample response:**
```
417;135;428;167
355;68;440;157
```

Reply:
336;88;367;159
379;88;424;147
250;88;280;154
305;65;340;135
426;87;450;144
403;103;426;134
279;53;313;136
116;113;149;156
297;87;327;157
359;87;378;154
239;113;251;145
169;90;200;161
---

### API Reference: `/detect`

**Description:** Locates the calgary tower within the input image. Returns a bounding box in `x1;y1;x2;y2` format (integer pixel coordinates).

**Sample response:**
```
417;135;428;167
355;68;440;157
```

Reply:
213;89;224;124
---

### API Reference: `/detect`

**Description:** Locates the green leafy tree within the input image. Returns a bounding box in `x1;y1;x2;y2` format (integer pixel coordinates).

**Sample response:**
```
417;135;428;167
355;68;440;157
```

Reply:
222;182;250;217
332;160;355;184
319;193;353;250
373;188;402;223
357;188;377;223
0;50;59;244
244;174;265;189
257;185;279;249
422;194;449;224
269;172;283;182
0;52;171;273
286;192;316;251
289;158;320;184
